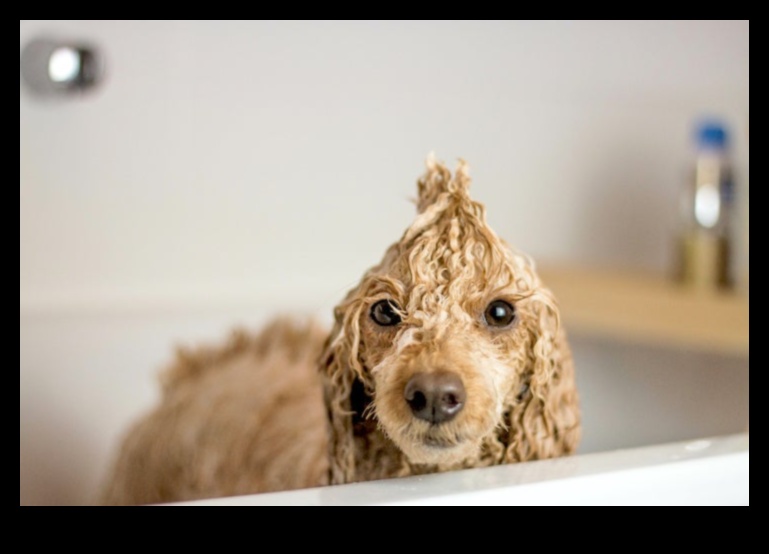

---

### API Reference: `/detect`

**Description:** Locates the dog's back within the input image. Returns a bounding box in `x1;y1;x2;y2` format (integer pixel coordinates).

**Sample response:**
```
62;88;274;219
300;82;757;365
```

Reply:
99;318;329;505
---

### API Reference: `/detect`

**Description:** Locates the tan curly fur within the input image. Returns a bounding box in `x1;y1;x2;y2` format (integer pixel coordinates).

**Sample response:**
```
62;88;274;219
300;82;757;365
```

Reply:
100;156;580;505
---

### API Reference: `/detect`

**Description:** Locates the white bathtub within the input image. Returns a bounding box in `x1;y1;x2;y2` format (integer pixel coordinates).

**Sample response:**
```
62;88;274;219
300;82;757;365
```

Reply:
19;307;748;506
171;434;748;506
19;308;749;505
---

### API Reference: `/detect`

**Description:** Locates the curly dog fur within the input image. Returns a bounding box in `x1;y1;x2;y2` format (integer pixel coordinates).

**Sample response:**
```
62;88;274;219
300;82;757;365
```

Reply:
100;156;580;505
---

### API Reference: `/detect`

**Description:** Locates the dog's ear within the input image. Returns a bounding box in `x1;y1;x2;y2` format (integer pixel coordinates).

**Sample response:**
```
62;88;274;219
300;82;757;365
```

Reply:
502;292;581;461
319;296;372;485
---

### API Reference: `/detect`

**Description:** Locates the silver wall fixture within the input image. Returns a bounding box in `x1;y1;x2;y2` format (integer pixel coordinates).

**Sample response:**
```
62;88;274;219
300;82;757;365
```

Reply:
20;37;105;98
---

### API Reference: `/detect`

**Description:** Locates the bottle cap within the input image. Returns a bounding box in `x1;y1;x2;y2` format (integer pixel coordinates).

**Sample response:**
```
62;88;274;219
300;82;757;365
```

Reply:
696;120;728;150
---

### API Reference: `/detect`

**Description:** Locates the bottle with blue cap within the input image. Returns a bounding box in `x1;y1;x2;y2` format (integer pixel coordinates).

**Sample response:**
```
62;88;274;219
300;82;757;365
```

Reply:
677;119;734;289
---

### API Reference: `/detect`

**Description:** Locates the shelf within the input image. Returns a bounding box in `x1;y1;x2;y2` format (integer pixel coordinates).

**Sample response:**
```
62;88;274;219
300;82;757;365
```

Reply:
538;265;749;357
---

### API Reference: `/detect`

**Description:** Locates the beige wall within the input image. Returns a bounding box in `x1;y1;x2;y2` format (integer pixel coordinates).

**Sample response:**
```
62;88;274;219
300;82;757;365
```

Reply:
20;21;749;313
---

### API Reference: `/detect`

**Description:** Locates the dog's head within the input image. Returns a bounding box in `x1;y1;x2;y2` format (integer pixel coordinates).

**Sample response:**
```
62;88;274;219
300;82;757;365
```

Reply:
322;156;579;484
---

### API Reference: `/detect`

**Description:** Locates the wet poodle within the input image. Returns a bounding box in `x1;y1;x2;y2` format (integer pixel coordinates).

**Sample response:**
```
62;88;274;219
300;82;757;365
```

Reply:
100;156;580;504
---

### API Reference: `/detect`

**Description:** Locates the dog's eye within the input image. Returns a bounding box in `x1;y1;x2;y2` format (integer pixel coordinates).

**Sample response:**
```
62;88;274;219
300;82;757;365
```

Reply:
370;299;402;327
484;300;516;328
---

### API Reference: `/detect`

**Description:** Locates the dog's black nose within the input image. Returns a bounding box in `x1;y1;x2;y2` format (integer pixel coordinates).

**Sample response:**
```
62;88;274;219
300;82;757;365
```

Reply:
404;371;466;424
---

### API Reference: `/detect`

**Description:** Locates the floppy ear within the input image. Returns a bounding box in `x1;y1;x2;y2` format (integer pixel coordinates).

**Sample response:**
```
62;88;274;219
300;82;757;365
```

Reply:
503;292;581;462
320;297;373;485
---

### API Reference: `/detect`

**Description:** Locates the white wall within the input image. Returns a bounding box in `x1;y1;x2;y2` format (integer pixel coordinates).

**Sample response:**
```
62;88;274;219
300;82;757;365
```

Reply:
20;21;749;312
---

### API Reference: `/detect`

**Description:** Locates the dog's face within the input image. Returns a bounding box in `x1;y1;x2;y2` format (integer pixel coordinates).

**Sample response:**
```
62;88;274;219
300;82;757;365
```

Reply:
323;158;578;480
355;248;545;465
